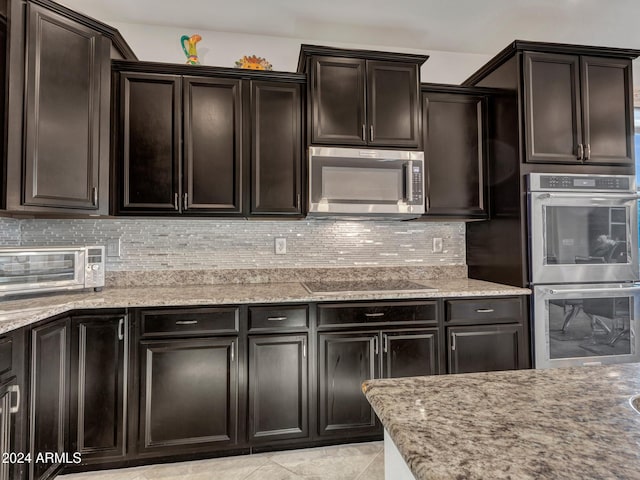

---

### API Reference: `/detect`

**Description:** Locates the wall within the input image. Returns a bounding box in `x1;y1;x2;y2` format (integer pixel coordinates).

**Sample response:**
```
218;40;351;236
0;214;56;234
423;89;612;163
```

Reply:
16;219;465;271
111;21;492;85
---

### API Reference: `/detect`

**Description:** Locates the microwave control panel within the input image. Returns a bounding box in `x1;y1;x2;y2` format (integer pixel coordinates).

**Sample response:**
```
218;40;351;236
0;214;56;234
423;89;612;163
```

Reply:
411;165;423;203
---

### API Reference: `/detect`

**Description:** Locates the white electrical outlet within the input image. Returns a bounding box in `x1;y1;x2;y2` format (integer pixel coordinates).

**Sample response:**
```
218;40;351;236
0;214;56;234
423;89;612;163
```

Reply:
106;238;121;257
432;237;443;253
275;237;287;255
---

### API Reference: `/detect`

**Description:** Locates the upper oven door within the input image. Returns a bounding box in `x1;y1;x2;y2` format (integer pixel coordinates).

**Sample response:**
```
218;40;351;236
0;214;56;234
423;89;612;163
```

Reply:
529;191;639;284
534;283;640;369
308;146;424;216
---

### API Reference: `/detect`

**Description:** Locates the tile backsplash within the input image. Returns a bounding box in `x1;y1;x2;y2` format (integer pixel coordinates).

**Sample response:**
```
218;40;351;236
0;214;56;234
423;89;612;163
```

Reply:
0;218;20;246
8;218;465;271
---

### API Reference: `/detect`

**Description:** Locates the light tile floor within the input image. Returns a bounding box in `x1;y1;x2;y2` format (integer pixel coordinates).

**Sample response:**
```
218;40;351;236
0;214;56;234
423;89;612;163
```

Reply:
58;442;384;480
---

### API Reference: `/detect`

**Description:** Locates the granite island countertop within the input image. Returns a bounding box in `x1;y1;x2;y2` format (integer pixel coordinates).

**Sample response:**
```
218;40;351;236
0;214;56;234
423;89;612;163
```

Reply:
363;363;640;480
0;278;529;334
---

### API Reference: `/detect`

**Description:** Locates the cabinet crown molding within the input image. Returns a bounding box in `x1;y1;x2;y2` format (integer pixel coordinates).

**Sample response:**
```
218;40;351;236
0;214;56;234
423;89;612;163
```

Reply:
297;44;429;73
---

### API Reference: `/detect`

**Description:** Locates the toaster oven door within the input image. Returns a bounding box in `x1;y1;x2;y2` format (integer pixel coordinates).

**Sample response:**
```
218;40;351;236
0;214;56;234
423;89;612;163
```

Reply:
0;248;85;296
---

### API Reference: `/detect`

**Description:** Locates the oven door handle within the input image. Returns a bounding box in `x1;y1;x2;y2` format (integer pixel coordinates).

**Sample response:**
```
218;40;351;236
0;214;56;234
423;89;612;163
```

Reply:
545;286;640;295
535;192;640;200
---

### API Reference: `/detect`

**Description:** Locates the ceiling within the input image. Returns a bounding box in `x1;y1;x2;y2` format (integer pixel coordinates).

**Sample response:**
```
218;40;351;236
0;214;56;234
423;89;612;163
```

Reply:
59;0;640;55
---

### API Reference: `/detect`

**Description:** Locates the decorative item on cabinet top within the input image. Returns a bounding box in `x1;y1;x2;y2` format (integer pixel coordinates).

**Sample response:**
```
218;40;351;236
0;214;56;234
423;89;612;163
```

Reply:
235;55;273;71
181;34;202;65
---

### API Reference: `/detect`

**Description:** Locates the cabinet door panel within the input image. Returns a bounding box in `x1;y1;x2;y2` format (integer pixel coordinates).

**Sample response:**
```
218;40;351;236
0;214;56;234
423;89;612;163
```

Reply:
139;338;238;453
382;329;440;378
30;320;70;480
523;52;582;163
70;315;126;463
248;335;308;442
581;56;634;165
23;5;104;209
310;57;366;145
368;61;420;148
422;91;486;217
318;332;379;436
448;325;524;374
183;77;242;212
119;72;181;212
251;81;302;215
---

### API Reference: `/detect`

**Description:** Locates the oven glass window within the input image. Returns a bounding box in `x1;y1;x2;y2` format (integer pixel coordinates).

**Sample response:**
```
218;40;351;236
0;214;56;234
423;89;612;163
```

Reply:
548;297;632;360
0;253;76;285
544;206;628;265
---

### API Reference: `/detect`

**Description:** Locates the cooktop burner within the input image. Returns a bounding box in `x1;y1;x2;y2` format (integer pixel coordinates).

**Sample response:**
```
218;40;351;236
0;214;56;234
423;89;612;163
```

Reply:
301;279;437;294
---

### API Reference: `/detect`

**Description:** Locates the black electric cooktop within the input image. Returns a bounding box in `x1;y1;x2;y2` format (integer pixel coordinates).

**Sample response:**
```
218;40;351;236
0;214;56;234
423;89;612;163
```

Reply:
301;279;437;294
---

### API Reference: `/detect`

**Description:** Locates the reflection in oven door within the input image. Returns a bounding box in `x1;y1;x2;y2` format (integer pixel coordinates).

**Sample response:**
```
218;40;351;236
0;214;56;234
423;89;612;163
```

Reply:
534;284;640;368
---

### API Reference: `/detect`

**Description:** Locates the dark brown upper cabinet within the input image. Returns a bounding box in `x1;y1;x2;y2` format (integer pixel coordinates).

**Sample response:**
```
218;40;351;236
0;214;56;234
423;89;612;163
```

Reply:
421;85;489;220
250;81;303;215
465;41;639;168
113;61;304;217
523;52;634;165
3;0;135;215
118;72;182;213
298;45;427;149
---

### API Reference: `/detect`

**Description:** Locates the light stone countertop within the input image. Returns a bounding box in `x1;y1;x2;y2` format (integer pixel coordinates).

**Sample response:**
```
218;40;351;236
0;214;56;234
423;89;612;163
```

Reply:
363;363;640;480
0;278;529;334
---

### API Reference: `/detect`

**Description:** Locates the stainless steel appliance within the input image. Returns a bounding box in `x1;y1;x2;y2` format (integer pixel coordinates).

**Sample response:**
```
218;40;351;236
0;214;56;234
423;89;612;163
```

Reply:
307;146;425;219
528;173;640;368
528;173;639;284
533;284;640;368
0;246;105;297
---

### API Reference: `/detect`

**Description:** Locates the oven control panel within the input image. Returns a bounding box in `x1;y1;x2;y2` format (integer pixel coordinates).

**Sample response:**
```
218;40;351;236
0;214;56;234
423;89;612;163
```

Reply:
531;174;634;192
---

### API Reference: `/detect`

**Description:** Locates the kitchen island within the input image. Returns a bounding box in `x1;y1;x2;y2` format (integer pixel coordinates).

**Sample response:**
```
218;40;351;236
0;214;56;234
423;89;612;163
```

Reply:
363;363;640;479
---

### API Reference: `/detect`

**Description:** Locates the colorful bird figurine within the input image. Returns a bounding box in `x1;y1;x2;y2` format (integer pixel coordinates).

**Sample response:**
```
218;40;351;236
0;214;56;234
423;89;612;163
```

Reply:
181;34;202;65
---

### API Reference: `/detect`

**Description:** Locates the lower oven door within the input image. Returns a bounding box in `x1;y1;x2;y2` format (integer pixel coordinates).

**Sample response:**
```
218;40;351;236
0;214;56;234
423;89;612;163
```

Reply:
534;284;640;368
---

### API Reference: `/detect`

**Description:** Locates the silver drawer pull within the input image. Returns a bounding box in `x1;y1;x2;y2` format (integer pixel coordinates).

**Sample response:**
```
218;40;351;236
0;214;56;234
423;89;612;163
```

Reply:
476;308;494;313
267;316;288;321
175;320;198;325
365;312;385;317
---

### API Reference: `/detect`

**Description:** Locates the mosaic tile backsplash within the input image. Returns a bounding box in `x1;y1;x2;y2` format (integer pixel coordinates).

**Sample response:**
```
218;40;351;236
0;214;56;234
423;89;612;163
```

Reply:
5;218;465;271
0;219;20;246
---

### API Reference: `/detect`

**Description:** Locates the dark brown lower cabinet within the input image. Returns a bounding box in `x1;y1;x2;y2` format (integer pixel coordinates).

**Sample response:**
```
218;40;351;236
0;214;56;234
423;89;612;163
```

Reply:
30;318;70;480
248;335;308;443
138;337;238;455
381;329;441;378
69;314;127;464
318;332;379;437
447;324;525;374
318;328;441;438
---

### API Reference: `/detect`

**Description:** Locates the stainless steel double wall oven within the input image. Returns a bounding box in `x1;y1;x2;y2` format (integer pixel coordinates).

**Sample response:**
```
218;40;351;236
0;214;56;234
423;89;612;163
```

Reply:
528;173;640;368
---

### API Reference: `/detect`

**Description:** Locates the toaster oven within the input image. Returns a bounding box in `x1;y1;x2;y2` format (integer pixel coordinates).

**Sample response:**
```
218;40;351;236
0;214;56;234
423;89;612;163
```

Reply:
0;246;105;297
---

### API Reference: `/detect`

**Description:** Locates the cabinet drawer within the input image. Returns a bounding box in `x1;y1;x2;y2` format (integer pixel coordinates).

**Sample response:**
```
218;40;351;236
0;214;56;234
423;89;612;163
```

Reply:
249;306;308;331
446;298;523;324
318;301;437;327
140;307;239;337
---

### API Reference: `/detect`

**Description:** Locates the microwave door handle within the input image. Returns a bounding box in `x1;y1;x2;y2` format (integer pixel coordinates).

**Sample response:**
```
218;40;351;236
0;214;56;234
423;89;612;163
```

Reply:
404;162;413;203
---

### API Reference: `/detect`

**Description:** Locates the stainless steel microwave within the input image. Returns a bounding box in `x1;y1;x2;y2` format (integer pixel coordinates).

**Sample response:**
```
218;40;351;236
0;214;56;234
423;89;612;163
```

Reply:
0;246;105;297
307;146;425;219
